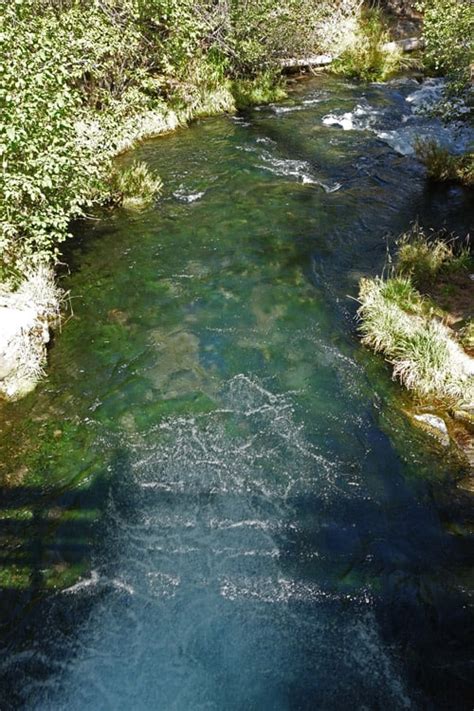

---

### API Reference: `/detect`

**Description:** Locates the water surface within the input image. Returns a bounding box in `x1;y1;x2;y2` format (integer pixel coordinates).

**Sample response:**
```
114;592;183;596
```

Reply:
0;76;473;710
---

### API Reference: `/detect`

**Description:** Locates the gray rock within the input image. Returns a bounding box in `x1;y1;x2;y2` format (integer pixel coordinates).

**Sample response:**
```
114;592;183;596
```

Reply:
412;413;450;447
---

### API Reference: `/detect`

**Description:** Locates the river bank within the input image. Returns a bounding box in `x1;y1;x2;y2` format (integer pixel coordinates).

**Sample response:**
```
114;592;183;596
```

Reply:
357;227;474;474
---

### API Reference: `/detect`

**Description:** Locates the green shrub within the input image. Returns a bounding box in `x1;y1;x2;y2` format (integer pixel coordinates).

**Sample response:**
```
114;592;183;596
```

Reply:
0;3;106;266
415;139;474;187
0;0;364;272
418;0;474;89
108;161;163;209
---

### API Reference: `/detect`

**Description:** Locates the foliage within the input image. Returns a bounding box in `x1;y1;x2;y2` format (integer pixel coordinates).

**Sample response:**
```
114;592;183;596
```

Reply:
414;140;474;187
332;9;412;82
418;0;474;91
0;2;105;266
109;161;163;209
396;224;472;290
0;0;364;272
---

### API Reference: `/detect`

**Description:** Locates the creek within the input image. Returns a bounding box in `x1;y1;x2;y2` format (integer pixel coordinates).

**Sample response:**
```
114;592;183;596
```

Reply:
0;76;473;710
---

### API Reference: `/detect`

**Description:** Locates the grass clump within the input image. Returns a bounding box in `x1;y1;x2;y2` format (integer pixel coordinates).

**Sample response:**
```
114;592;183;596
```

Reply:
358;276;473;405
415;139;474;188
396;224;472;290
108;161;163;210
231;72;287;109
332;9;414;82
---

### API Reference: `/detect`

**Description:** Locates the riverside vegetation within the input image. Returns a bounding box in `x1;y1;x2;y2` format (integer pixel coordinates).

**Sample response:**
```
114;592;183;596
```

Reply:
0;0;473;399
356;0;473;459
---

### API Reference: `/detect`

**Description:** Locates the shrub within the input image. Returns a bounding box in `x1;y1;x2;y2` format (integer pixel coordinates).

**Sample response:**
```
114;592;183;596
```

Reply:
227;0;362;76
414;139;474;187
418;0;474;89
0;3;106;266
109;161;163;209
0;0;364;273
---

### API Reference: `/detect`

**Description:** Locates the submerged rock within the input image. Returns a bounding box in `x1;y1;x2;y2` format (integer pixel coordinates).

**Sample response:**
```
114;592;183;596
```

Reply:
412;413;450;447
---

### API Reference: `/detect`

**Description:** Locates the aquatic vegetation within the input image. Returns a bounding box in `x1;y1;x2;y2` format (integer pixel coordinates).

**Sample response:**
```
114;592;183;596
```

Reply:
396;224;472;289
108;161;163;209
415;139;474;187
231;72;288;109
358;276;473;405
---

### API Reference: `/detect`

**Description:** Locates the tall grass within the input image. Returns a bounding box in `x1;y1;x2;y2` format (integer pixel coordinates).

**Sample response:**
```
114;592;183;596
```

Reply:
108;161;163;209
332;9;415;82
358;276;473;405
396;224;472;290
415;139;474;187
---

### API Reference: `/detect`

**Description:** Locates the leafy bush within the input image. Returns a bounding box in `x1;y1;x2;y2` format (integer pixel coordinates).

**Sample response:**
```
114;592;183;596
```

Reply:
0;3;105;266
415;139;474;187
418;0;474;89
0;0;364;273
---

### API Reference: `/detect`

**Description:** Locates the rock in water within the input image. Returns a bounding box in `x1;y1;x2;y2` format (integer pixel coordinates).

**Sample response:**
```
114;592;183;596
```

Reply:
412;414;450;447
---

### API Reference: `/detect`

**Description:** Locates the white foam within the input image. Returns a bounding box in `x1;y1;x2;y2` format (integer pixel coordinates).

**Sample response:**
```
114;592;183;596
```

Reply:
173;188;205;203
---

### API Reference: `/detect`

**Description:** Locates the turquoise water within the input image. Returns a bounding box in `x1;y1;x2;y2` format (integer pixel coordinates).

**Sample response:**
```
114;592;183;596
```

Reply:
0;77;473;709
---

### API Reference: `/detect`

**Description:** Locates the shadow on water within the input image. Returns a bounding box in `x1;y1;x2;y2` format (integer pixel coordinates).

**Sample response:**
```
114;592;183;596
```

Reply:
0;448;134;709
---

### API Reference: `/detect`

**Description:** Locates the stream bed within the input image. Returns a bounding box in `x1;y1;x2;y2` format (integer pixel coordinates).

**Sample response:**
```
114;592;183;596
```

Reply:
0;76;473;710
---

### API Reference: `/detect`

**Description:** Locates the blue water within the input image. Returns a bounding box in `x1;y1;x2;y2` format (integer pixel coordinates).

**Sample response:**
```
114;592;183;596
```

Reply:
0;76;473;710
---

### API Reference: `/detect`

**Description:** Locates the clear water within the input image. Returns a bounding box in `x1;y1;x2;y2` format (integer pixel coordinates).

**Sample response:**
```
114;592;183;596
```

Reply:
0;77;473;710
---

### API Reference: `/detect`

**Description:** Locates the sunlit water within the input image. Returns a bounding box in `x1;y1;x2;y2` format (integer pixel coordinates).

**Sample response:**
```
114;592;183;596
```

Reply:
0;76;473;710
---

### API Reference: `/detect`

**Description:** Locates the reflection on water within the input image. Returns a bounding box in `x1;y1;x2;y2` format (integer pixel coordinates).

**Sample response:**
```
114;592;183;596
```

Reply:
0;76;473;710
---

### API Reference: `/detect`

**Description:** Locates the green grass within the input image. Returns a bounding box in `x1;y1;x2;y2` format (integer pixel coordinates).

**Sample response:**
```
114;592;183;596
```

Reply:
109;161;163;209
415;139;474;187
358;276;473;405
396;224;472;290
332;9;416;82
231;72;287;109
